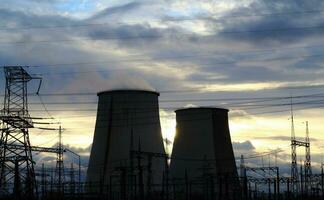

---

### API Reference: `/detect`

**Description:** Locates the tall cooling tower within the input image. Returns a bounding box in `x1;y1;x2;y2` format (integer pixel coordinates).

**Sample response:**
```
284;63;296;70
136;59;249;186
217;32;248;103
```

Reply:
86;90;166;187
170;107;239;198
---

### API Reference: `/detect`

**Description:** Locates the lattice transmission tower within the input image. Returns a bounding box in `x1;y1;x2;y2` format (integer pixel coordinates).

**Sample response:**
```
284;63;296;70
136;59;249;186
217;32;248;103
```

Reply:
55;125;65;195
304;121;312;194
290;99;311;195
290;99;299;194
0;66;40;199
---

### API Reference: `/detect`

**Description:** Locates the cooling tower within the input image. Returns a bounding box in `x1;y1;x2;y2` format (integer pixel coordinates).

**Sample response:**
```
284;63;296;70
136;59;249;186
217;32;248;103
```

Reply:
170;107;239;198
86;90;166;189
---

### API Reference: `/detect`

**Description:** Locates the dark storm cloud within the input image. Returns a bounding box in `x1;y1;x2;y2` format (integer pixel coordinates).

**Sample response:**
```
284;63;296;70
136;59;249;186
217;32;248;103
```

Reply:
292;55;324;69
0;6;166;50
216;0;324;44
0;2;323;92
0;8;78;28
1;2;323;90
89;2;143;20
86;23;163;43
0;9;86;68
0;7;190;93
0;8;126;77
184;58;324;84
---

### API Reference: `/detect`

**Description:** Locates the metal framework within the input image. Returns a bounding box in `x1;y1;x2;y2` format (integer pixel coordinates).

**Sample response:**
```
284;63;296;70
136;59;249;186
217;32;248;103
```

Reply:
55;126;64;194
304;121;312;194
245;166;280;196
290;131;311;194
0;66;37;199
130;149;169;200
3;144;63;154
290;99;312;196
290;100;299;194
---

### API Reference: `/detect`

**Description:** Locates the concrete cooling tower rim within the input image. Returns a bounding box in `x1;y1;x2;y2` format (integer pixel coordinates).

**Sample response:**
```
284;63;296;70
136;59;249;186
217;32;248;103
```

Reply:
97;89;160;96
175;107;229;113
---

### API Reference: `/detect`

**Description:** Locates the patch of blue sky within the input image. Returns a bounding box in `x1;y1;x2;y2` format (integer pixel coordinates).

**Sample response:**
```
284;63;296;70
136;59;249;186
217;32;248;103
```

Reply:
54;0;98;16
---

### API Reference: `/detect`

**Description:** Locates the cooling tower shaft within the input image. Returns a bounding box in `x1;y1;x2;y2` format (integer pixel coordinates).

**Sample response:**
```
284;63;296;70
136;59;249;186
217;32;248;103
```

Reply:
86;90;165;188
170;107;239;197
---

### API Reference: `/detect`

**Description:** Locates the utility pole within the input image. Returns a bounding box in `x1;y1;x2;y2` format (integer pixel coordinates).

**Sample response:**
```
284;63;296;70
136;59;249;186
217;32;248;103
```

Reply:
0;66;41;199
64;148;81;196
55;125;64;197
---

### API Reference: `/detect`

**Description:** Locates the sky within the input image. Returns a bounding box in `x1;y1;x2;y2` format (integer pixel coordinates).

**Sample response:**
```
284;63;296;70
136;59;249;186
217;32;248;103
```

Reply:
1;0;324;177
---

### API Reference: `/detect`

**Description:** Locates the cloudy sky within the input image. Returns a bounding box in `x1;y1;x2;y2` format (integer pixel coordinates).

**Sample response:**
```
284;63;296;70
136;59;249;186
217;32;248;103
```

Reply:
2;0;324;176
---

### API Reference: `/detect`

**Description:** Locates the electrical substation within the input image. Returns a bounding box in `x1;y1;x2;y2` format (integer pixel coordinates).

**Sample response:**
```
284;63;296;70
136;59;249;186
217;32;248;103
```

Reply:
0;66;323;200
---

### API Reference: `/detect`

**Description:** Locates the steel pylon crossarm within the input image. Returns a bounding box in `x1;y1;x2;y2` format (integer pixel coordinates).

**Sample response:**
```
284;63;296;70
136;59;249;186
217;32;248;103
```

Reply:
0;66;37;199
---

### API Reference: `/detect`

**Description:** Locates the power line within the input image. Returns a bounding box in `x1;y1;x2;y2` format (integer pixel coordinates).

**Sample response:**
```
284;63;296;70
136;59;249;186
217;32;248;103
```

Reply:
25;102;324;113
0;79;319;98
230;98;324;110
24;100;324;121
16;94;324;105
252;103;324;115
0;90;294;97
37;94;55;120
1;96;322;119
24;100;324;125
11;92;324;102
0;92;319;122
0;92;319;126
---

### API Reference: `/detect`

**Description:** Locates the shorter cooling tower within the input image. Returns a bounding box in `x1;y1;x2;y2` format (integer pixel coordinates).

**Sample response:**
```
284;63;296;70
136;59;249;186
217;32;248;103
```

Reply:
170;107;239;198
86;90;166;190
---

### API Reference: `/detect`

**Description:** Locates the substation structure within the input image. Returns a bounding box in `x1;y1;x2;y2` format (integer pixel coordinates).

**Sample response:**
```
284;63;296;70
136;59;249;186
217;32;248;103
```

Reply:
1;67;324;200
82;151;324;200
0;66;81;200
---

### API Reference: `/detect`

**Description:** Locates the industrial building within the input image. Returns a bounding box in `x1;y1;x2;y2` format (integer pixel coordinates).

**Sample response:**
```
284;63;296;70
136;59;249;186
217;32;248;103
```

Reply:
170;107;239;198
86;90;166;191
